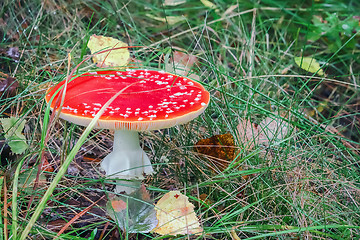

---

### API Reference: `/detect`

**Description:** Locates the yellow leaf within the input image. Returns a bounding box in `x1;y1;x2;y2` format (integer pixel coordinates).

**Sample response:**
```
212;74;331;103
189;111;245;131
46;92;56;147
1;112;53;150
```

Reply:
146;14;186;25
153;191;202;236
294;57;324;76
163;0;186;6
200;0;219;12
87;35;130;67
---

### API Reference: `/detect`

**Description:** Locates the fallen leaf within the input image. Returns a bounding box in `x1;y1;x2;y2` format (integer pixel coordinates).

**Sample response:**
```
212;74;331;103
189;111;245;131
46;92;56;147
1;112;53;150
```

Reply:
200;0;219;12
146;14;186;25
111;199;127;212
106;185;158;233
6;47;20;60
294;57;324;76
165;50;199;80
258;117;289;144
0;117;29;154
18;169;47;193
195;133;236;171
153;191;202;236
87;35;130;67
163;0;186;6
237;119;260;150
41;157;54;172
0;72;19;98
236;117;290;148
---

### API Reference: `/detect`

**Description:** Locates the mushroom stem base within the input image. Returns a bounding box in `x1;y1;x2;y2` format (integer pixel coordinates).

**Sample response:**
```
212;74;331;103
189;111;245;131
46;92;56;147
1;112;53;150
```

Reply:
100;130;153;193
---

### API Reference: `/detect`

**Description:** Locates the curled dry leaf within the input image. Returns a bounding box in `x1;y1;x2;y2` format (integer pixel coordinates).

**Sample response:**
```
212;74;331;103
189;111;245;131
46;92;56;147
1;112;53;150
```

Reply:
195;133;237;171
87;35;130;67
154;191;202;236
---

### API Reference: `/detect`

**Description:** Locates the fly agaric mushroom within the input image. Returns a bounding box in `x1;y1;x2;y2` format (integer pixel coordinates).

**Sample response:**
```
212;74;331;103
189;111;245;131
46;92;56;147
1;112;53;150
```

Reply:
45;69;210;193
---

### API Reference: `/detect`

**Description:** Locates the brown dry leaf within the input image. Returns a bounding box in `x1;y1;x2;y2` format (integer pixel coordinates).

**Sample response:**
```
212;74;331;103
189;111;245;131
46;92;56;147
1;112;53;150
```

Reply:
195;133;236;171
87;35;130;67
41;157;54;172
237;117;290;148
165;50;199;80
0;72;18;98
237;119;260;150
153;191;202;236
258;117;289;144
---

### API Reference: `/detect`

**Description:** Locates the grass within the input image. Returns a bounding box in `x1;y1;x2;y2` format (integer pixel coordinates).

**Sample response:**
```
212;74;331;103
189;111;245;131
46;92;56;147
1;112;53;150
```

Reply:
1;0;360;239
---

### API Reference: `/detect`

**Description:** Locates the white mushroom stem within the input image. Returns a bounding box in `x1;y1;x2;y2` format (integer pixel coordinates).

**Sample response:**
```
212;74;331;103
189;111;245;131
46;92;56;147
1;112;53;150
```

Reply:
100;130;154;193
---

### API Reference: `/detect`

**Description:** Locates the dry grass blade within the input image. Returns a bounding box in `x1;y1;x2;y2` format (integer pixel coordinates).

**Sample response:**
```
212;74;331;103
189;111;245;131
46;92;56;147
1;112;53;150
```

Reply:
3;176;8;240
55;195;105;238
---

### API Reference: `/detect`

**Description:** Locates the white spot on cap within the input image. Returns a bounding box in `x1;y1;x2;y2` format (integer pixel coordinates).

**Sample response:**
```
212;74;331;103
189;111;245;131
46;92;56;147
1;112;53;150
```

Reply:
126;107;131;110
201;102;206;106
194;98;200;101
94;103;102;107
188;81;194;85
138;117;143;121
149;105;153;109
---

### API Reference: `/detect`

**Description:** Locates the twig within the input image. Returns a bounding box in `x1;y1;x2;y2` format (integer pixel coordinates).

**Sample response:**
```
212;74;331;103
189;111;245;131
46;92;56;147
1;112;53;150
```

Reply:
99;221;110;240
55;195;105;238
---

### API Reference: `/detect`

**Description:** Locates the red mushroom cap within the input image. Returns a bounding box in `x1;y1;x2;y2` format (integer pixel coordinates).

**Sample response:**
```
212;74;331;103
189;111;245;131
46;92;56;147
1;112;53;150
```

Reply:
45;69;210;131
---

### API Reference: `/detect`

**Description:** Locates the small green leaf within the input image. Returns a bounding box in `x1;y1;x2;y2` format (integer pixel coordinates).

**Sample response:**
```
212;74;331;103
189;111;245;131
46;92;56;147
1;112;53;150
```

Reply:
294;57;324;76
18;169;47;193
1;117;29;154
